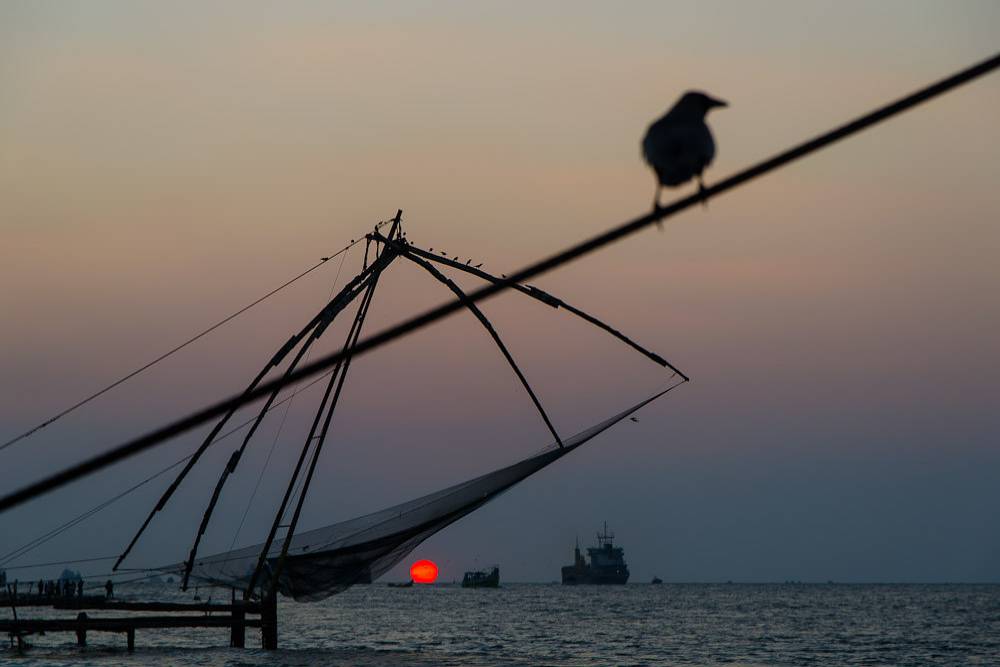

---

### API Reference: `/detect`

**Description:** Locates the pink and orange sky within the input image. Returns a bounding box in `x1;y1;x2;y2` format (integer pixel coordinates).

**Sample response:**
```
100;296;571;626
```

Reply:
1;2;998;582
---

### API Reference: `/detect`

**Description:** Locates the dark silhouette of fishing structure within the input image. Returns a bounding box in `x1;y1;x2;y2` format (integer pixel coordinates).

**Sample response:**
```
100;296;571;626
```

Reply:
643;90;727;209
1;211;688;651
108;212;684;600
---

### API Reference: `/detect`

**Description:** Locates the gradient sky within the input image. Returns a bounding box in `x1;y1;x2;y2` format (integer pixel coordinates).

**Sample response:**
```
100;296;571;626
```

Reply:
1;2;998;585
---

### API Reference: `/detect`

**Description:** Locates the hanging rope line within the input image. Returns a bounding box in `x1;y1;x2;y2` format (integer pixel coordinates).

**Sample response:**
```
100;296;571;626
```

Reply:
1;52;996;515
0;229;384;455
0;364;342;569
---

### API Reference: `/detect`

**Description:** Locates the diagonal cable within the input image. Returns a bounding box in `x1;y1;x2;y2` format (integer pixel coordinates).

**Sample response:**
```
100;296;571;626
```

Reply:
1;53;997;514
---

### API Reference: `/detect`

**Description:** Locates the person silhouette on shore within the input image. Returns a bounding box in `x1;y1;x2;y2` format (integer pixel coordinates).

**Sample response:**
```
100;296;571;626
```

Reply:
105;579;114;599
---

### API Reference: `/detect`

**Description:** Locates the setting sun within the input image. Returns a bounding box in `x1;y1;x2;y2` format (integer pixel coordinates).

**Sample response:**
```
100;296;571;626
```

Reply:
410;559;439;584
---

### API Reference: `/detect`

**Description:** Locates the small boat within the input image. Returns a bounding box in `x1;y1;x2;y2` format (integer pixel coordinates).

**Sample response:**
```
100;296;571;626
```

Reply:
461;566;500;588
387;580;413;588
651;576;663;585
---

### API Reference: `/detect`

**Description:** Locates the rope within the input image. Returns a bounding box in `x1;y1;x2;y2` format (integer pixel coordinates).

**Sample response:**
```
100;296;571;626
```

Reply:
1;53;996;514
0;235;368;454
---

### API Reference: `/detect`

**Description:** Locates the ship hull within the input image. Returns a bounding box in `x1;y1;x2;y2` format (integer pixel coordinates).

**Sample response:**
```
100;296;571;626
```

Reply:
561;565;629;585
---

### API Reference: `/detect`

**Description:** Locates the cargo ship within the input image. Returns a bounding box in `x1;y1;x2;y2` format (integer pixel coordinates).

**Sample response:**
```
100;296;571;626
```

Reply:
561;522;629;585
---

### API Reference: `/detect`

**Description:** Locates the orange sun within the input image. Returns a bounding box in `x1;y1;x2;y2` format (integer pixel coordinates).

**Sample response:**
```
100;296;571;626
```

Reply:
410;559;439;584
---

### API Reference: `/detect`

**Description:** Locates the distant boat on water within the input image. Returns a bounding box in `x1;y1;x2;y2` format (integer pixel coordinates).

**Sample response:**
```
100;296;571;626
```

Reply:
651;576;663;585
561;522;630;585
387;580;413;588
462;566;500;588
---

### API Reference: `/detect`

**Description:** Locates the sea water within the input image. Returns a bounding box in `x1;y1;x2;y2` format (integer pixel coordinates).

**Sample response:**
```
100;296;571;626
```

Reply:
4;582;998;666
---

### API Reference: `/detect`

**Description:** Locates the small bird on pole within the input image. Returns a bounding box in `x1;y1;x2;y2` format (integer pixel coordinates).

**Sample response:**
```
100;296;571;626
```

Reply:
642;91;727;210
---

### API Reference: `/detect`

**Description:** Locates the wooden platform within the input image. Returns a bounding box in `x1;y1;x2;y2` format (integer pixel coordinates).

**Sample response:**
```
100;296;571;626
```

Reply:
2;596;276;651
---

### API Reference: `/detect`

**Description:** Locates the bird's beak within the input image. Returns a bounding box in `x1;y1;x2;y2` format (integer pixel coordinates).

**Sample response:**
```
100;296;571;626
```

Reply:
708;97;728;109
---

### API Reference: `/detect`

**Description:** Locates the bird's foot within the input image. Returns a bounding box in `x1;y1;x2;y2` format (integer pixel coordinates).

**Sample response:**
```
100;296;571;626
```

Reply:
652;196;664;230
651;184;664;215
697;179;709;209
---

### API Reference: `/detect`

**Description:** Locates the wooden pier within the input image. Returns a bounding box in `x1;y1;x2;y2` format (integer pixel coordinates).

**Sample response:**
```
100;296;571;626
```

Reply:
2;595;277;651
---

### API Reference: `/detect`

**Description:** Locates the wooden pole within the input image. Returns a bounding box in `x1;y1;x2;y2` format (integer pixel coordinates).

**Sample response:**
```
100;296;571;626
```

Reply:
260;593;277;650
230;589;245;648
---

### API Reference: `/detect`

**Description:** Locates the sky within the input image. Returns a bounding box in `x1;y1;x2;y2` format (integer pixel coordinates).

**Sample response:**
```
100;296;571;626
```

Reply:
1;1;998;586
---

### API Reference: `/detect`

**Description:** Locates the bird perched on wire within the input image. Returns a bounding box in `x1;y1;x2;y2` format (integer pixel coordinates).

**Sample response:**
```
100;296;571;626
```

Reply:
642;91;727;209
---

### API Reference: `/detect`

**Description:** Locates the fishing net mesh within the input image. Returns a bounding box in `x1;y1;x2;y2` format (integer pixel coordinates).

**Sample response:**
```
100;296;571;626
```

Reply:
154;388;671;602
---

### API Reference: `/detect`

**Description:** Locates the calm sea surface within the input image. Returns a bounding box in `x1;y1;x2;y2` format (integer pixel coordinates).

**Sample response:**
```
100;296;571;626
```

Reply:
3;582;998;666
